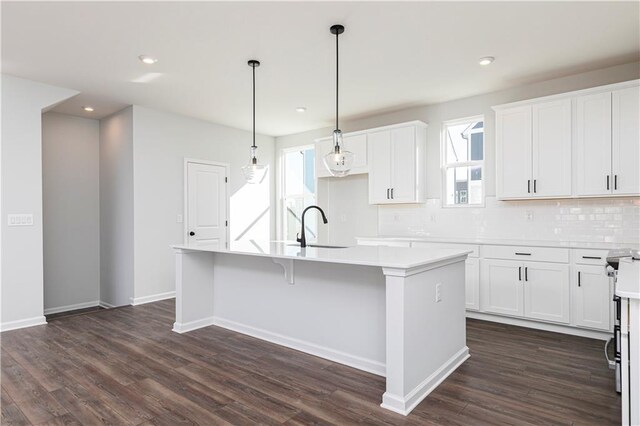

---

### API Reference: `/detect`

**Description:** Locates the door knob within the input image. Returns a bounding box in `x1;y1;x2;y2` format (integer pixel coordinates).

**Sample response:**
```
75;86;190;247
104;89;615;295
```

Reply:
189;231;195;236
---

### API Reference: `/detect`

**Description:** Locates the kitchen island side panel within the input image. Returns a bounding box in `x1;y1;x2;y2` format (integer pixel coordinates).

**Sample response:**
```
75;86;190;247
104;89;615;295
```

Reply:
210;253;387;371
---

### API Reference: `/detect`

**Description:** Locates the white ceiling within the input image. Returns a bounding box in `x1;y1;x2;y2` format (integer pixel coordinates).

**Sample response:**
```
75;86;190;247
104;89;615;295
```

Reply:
3;1;639;136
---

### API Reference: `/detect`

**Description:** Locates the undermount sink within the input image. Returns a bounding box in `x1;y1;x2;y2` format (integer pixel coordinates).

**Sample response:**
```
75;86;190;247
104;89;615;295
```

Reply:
288;244;347;249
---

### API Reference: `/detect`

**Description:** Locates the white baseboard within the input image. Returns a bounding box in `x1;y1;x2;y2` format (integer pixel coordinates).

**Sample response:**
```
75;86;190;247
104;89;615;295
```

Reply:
44;300;100;315
131;291;175;306
173;317;215;333
466;311;611;341
381;346;470;416
0;316;47;332
211;317;386;377
98;301;117;309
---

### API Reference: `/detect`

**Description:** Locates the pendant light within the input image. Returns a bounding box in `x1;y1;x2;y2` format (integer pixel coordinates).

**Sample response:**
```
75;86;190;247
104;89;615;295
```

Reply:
241;59;268;184
323;24;354;177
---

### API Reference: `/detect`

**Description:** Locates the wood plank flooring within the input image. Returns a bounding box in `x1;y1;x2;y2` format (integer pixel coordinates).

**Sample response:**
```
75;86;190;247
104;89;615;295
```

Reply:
1;299;620;425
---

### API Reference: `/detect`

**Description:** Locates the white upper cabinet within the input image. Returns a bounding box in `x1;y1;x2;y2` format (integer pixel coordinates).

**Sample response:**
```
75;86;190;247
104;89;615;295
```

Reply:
496;105;532;198
612;86;640;195
495;80;639;200
367;122;426;204
495;100;571;199
315;132;368;178
532;99;572;197
368;130;393;203
575;92;613;196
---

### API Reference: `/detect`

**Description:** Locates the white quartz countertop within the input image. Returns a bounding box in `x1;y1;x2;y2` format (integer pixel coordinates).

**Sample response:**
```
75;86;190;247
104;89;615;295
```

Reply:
616;258;640;300
172;240;471;270
356;236;639;250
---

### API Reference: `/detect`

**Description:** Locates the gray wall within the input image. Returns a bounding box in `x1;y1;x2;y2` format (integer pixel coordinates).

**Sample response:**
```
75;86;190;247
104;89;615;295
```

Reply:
42;112;100;312
275;61;640;245
99;107;134;307
131;106;276;302
1;75;78;330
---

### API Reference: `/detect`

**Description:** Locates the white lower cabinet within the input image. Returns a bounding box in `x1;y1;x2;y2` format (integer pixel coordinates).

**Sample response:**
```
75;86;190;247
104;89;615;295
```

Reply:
481;259;570;324
465;258;480;311
523;262;570;324
572;265;612;331
481;259;524;317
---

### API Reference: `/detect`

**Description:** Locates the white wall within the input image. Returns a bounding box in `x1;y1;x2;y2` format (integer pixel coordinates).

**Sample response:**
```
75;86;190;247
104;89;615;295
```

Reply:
42;112;100;313
1;75;78;331
131;106;275;303
99;107;134;307
275;61;640;246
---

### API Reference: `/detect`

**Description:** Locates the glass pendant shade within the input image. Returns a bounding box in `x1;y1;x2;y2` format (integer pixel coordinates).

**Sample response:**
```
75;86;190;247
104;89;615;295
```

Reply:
242;146;267;184
323;129;354;177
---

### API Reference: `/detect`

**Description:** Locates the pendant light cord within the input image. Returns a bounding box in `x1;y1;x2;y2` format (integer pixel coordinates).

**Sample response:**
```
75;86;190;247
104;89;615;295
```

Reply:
252;63;256;149
335;30;339;132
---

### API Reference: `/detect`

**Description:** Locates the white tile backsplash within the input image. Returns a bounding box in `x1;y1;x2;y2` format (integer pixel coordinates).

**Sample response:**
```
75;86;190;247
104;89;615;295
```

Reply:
378;197;640;245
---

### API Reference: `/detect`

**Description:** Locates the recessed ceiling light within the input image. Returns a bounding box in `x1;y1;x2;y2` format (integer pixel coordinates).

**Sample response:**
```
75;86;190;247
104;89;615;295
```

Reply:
295;107;307;113
82;106;94;112
138;55;158;65
478;56;495;66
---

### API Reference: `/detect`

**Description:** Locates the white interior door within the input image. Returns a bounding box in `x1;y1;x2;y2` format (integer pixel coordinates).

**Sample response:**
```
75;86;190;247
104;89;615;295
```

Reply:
186;161;228;248
496;105;533;198
612;86;640;195
532;99;572;197
575;92;612;196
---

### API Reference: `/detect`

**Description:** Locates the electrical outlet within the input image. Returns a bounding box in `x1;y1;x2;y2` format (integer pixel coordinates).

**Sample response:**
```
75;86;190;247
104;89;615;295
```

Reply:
430;215;436;222
525;210;534;222
435;283;442;303
8;214;34;227
340;213;347;223
176;214;183;223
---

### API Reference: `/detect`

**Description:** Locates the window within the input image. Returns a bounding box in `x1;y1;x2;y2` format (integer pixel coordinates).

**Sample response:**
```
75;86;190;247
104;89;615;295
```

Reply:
281;146;317;242
442;116;484;206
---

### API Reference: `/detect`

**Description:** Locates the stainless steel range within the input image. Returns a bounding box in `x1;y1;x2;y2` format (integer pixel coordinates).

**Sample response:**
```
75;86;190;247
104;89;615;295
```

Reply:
606;248;640;394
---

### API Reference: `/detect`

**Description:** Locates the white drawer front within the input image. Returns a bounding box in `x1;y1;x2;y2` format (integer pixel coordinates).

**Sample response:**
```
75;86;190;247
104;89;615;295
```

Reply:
411;241;479;258
572;249;609;265
482;245;569;263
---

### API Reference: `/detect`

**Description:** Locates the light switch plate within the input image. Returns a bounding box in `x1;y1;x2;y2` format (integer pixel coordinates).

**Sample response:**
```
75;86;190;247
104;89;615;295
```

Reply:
8;214;34;227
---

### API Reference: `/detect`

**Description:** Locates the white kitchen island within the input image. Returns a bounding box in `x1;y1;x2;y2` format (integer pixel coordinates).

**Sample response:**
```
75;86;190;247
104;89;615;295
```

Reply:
171;241;470;415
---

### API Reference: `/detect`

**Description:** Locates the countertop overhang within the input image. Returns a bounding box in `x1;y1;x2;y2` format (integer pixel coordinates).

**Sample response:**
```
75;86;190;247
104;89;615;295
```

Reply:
171;240;471;270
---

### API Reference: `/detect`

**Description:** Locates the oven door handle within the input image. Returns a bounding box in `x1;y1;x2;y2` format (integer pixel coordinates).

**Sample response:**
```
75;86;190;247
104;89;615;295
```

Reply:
604;337;616;369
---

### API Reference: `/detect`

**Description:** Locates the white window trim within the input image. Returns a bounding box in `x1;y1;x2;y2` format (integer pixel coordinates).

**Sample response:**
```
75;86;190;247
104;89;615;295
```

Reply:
278;144;316;241
440;115;485;208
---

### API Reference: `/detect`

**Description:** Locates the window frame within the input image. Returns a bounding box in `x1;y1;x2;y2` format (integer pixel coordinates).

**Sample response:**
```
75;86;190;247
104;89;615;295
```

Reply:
440;115;486;208
278;144;317;241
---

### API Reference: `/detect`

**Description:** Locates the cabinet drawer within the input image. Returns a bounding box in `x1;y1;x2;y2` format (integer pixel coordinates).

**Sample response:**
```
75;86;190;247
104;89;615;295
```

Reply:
482;245;569;263
411;241;479;258
573;249;609;265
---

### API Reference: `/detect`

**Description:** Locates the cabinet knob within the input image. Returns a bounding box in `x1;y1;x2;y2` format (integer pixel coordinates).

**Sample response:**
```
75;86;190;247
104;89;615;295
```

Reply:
189;231;195;236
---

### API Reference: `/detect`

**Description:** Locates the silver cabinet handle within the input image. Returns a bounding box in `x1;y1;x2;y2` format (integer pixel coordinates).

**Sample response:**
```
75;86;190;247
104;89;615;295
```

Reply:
578;271;581;287
614;175;618;190
386;188;390;199
525;266;528;281
533;179;537;193
391;188;394;199
527;180;531;194
607;175;610;190
518;266;522;281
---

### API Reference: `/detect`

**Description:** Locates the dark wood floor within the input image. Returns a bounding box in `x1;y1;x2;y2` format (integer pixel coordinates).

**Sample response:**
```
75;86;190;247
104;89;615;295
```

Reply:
1;299;620;425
